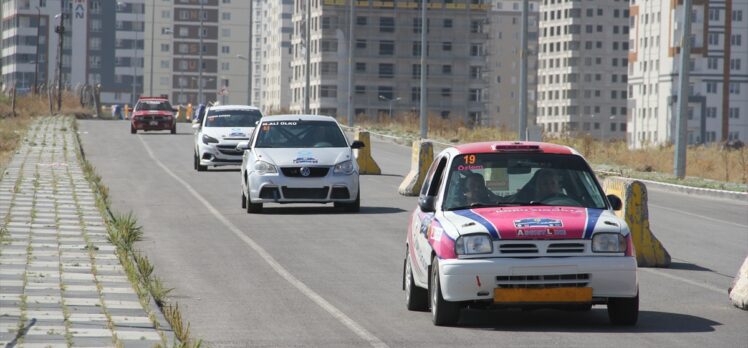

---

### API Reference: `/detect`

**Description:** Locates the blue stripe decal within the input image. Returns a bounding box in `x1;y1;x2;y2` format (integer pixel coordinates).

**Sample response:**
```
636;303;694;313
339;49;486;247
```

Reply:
584;209;604;239
453;210;500;240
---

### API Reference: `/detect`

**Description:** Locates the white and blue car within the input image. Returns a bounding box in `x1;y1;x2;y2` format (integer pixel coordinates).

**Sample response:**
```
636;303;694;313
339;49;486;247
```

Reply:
237;115;364;213
193;105;263;171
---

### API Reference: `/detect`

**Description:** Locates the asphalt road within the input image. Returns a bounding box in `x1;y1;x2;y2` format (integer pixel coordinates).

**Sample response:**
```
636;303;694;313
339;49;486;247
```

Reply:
78;120;747;348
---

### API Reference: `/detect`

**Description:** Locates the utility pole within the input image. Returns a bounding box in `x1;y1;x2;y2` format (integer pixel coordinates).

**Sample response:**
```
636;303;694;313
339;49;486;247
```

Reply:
198;1;204;104
304;0;311;114
419;0;427;139
518;0;528;141
132;4;139;105
34;6;41;94
55;8;65;112
674;0;693;179
149;0;155;95
248;0;253;105
346;0;354;126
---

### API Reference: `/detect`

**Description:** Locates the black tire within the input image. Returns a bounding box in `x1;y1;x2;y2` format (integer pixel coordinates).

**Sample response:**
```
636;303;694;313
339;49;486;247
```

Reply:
246;191;262;213
241;191;247;209
171;125;176;134
193;152;198;171
334;186;360;212
430;257;461;326
130;125;136;134
196;154;207;172
404;249;428;311
608;293;639;326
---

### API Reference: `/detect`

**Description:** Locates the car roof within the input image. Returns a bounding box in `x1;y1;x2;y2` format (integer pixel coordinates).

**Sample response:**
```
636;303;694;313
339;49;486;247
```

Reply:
206;104;261;111
137;98;168;102
259;114;338;122
451;141;578;156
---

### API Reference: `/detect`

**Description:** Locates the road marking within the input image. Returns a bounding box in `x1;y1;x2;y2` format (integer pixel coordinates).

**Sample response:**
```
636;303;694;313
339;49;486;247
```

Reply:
649;203;748;229
137;135;389;348
640;268;726;295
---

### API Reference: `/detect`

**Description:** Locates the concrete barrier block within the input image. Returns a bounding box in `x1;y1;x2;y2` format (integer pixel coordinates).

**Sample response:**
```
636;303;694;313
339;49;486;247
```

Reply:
604;177;671;268
729;256;748;310
398;141;433;196
354;131;381;175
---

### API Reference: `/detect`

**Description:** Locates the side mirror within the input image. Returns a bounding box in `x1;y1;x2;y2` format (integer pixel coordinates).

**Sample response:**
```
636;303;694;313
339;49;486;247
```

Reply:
351;140;365;149
191;123;201;130
607;194;622;211
418;195;436;213
236;141;251;152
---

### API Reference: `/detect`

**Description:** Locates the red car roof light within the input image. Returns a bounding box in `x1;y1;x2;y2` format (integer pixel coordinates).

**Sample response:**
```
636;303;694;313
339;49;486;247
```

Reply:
492;143;542;152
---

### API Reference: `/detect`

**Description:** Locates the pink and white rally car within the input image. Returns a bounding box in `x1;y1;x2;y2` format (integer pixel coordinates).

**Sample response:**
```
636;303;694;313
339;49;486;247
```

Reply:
403;141;638;326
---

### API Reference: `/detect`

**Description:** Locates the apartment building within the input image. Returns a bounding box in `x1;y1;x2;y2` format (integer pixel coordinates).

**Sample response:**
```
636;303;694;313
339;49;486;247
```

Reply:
288;0;491;123
256;0;292;113
486;0;539;131
1;0;131;104
627;0;748;148
145;0;251;106
536;0;630;140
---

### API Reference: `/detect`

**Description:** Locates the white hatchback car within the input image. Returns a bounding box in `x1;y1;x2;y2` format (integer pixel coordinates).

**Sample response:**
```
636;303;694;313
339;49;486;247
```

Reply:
193;105;263;171
237;115;364;213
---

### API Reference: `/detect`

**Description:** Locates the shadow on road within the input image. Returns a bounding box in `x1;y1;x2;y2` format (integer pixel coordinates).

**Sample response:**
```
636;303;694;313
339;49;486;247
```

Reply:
259;205;405;215
457;308;719;333
668;261;715;272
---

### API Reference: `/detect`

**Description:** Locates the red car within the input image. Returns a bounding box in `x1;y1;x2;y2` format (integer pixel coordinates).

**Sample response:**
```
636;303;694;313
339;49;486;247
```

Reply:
130;97;177;134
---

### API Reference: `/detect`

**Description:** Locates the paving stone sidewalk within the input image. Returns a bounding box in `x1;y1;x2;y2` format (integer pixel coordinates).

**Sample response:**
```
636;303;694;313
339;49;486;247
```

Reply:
0;117;171;347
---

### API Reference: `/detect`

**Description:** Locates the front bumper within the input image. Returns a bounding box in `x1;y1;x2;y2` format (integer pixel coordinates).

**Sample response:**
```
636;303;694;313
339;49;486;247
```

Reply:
248;170;359;203
198;141;245;166
132;118;174;130
438;256;638;302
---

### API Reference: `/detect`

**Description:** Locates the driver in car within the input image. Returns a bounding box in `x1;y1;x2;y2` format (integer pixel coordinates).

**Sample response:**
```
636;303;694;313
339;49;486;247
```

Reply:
533;169;563;201
462;173;499;206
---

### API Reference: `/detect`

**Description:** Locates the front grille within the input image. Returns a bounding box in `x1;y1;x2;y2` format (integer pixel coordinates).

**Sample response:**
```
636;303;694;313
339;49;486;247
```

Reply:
499;244;538;254
330;187;350;199
138;116;169;121
496;273;590;289
260;187;280;199
281;167;330;177
547;243;586;253
216;145;243;155
497;241;590;256
281;187;329;199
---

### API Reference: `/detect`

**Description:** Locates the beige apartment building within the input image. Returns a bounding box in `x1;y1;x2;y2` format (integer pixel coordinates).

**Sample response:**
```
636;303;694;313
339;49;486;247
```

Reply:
627;0;748;148
536;0;630;140
144;0;250;105
287;0;492;123
255;0;293;113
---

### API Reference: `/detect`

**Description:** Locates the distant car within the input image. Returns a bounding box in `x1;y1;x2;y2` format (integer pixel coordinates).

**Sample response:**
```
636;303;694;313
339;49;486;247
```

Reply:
238;114;364;213
404;141;638;326
130;97;176;134
193;105;263;171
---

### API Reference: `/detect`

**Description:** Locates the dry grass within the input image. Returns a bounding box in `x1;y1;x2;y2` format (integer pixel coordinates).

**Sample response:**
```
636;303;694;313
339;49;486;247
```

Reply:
0;93;94;171
348;112;748;187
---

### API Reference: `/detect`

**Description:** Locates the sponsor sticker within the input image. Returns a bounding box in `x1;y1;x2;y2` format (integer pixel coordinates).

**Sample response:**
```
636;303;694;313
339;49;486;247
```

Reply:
514;218;564;228
293;150;318;164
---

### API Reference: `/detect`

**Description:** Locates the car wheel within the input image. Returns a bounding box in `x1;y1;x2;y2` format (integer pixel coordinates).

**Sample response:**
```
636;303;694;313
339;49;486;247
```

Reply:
246;189;262;214
193;152;198;170
334;186;360;212
130;125;136;134
171;125;177;134
196;155;207;172
241;191;247;209
404;248;428;311
608;293;639;326
430;256;461;326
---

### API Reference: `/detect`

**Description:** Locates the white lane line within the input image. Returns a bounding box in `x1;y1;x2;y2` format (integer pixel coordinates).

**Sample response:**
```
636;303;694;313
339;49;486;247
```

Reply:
648;203;748;229
137;136;389;348
640;268;726;295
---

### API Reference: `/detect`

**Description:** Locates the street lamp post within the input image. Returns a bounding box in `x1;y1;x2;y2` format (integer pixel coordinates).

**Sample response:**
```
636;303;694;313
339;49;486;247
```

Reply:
379;95;400;119
34;6;41;94
237;54;251;105
198;1;204;104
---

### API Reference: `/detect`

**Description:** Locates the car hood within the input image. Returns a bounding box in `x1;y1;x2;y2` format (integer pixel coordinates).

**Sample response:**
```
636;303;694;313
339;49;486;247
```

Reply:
202;127;254;141
253;147;352;167
441;206;622;240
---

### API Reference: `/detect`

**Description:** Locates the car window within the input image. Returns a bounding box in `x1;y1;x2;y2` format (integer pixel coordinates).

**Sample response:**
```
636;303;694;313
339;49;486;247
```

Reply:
136;100;172;111
204;109;262;128
254;120;348;148
442;153;607;210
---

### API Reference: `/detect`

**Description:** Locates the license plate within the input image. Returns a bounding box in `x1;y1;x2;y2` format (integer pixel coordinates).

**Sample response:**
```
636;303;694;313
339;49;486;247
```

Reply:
149;121;158;126
494;287;592;304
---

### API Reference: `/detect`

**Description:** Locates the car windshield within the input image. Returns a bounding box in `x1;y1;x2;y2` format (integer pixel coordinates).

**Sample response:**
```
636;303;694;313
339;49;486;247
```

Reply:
136;100;172;111
204;109;263;128
254;120;348;148
443;153;607;210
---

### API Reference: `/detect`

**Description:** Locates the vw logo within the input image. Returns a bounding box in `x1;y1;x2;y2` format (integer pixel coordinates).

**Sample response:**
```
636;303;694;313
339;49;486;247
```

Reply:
300;167;311;177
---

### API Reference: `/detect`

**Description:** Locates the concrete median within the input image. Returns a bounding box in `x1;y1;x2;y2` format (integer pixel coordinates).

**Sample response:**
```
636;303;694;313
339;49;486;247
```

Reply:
729;256;748;310
398;140;433;196
604;177;671;268
353;130;381;175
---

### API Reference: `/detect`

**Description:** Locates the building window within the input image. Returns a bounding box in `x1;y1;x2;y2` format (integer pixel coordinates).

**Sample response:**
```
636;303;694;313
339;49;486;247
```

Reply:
320;85;337;98
356;16;367;25
379;17;395;33
355;62;366;72
379;40;394;55
222;46;230;54
355;86;366;94
356;40;367;49
378;63;394;78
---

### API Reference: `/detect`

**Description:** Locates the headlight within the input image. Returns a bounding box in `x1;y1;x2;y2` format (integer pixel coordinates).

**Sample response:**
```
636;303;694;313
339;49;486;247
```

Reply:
333;160;354;175
202;134;219;144
455;234;493;255
592;233;626;253
254;160;277;175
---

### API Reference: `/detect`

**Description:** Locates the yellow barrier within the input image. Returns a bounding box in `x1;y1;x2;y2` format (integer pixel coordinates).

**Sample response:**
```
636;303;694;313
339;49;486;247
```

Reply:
398;141;433;196
186;103;193;121
124;104;130;120
604;177;671;268
354;130;381;175
729;256;748;310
